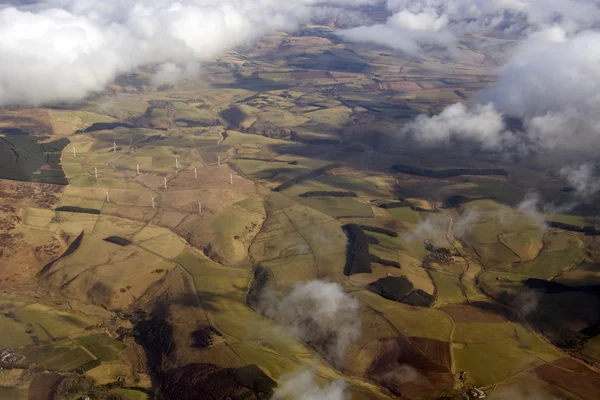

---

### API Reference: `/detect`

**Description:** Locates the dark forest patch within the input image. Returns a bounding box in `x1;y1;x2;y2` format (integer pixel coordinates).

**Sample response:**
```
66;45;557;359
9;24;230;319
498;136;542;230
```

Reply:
0;135;68;185
370;254;401;268
343;223;373;275
360;225;398;237
103;236;132;246
402;290;436;307
219;106;247;127
545;221;600;236
392;164;507;179
134;317;175;374
367;276;433;307
37;231;84;277
158;363;276;400
83;122;134;133
377;200;413;209
0;128;29;135
190;326;222;348
299;191;357;198
246;266;276;311
367;276;413;302
343;224;401;276
453;90;468;100
55;206;100;215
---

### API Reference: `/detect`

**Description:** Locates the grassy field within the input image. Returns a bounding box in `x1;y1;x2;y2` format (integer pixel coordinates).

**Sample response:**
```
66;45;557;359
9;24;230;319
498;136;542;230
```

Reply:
114;389;149;400
0;388;28;400
0;298;98;348
513;233;583;278
430;270;467;305
498;230;543;261
354;290;454;342
87;362;131;385
453;322;559;386
581;335;600;362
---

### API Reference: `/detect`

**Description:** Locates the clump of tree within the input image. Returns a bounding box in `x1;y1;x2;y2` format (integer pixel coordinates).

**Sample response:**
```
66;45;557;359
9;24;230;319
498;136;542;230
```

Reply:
55;374;95;400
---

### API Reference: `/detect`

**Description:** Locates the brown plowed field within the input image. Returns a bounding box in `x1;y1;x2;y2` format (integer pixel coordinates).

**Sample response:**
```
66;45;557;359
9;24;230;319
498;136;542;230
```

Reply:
550;357;600;378
0;109;53;136
535;363;600;400
369;336;454;400
407;337;452;369
28;373;63;400
441;304;506;323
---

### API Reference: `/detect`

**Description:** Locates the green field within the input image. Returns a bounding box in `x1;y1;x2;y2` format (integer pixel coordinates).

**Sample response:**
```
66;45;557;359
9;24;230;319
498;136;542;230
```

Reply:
430;270;466;305
74;334;126;361
40;346;95;372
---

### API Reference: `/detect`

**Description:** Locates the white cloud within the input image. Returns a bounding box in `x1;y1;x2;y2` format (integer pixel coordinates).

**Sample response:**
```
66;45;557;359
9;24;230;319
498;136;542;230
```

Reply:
261;280;361;364
453;208;481;238
402;27;600;158
337;23;453;55
389;8;448;32
0;0;377;106
339;0;600;55
273;370;348;400
402;102;514;150
151;61;200;86
560;163;600;198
